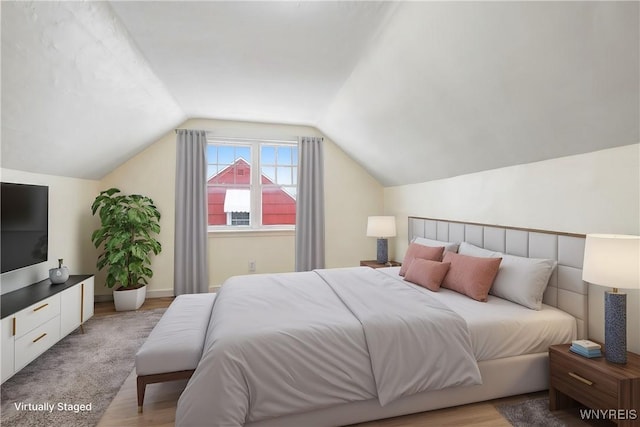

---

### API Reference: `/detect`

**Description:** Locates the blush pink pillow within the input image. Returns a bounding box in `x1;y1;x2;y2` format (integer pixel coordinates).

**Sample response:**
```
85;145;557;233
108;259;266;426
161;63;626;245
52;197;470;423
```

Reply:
404;259;451;292
441;252;502;302
399;243;445;276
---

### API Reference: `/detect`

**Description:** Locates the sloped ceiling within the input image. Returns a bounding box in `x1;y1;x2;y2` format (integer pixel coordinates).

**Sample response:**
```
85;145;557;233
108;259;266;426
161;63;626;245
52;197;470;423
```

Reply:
1;1;185;179
320;2;640;186
1;1;638;185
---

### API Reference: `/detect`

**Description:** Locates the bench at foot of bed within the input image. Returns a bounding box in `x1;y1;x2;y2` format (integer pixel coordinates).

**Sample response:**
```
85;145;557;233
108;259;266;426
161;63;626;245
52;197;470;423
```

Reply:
135;293;216;412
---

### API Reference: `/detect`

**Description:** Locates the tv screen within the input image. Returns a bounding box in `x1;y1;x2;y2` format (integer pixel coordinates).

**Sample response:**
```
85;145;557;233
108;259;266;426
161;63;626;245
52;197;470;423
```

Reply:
1;182;49;273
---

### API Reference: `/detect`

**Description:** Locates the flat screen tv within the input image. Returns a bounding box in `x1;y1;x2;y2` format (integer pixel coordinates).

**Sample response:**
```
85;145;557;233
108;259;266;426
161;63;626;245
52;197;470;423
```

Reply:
1;182;49;273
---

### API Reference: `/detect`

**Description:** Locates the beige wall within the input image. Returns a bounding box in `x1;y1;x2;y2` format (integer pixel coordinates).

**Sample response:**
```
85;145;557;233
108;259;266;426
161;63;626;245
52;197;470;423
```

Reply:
99;118;384;295
0;168;99;294
384;143;640;353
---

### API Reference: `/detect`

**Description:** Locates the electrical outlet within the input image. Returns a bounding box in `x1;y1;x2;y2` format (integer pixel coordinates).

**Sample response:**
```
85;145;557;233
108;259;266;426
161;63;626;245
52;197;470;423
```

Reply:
248;260;256;272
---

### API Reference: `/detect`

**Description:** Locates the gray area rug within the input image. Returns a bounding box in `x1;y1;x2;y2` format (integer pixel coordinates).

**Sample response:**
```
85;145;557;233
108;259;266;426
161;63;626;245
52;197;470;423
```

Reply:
1;307;165;427
497;397;566;427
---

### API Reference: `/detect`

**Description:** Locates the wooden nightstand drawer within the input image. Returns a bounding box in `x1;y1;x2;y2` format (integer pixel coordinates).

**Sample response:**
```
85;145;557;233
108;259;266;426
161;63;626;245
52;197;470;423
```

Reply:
550;353;617;409
549;344;640;426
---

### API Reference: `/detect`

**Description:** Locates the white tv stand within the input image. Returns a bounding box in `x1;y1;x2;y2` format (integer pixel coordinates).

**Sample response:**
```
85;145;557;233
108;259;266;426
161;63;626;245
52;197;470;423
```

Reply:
1;275;94;383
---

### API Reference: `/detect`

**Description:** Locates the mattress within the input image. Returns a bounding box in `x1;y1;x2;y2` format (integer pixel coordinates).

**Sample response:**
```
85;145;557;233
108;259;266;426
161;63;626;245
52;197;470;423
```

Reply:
377;266;577;361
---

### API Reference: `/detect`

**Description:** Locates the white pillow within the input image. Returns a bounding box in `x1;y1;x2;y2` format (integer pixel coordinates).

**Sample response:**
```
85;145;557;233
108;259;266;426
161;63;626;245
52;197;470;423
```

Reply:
458;242;556;310
458;241;498;257
412;237;459;253
491;255;556;310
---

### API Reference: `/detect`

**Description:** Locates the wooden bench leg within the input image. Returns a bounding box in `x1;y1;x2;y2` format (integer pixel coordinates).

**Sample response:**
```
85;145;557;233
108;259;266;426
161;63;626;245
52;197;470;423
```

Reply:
137;375;146;413
136;370;195;413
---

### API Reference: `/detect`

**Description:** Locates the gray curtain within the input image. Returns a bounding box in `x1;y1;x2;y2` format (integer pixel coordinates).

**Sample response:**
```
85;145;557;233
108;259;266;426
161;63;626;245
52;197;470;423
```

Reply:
295;136;325;271
174;129;209;294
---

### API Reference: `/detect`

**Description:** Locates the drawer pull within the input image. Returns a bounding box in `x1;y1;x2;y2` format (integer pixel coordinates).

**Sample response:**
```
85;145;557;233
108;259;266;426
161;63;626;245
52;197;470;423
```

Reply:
12;318;16;336
568;372;593;386
33;333;47;343
33;303;49;312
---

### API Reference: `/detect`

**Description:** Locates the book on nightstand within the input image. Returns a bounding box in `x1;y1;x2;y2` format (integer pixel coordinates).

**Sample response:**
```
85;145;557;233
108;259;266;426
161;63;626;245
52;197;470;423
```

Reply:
570;340;602;358
572;340;602;351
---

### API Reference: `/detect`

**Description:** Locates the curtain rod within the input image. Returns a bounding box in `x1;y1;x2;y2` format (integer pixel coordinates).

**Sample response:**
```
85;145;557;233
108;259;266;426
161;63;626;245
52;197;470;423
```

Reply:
174;129;299;144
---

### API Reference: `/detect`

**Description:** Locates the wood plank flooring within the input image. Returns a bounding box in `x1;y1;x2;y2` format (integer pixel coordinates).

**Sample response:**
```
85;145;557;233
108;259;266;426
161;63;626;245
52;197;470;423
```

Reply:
95;298;610;427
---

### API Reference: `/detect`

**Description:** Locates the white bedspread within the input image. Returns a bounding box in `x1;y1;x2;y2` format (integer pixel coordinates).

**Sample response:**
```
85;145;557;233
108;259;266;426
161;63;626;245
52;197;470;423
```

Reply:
377;267;577;360
175;267;481;427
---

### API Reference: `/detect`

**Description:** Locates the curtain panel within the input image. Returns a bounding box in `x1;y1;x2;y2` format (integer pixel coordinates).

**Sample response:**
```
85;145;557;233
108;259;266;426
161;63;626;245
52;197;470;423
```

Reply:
174;129;209;294
295;136;325;271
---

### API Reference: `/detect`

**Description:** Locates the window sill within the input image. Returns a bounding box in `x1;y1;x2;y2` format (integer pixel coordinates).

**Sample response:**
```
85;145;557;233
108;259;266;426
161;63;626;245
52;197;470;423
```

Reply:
208;228;295;238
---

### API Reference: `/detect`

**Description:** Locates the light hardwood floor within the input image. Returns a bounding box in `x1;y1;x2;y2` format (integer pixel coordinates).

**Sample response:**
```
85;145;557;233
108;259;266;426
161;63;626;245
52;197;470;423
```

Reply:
95;298;610;427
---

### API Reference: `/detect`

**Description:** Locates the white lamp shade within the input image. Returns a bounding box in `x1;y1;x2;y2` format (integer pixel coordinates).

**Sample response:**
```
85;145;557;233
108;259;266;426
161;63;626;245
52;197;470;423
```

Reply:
366;216;396;238
582;234;640;289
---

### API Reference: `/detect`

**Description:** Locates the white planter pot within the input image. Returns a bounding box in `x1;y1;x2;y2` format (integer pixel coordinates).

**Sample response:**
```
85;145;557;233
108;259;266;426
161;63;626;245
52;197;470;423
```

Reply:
113;285;146;311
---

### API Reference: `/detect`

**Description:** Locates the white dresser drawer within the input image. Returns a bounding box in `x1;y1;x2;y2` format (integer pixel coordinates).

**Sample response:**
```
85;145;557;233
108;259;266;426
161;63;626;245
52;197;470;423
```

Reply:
14;295;61;338
1;316;16;383
14;315;61;371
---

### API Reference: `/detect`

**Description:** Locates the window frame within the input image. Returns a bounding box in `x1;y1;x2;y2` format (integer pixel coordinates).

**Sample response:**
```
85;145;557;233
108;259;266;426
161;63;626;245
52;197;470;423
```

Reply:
206;137;298;232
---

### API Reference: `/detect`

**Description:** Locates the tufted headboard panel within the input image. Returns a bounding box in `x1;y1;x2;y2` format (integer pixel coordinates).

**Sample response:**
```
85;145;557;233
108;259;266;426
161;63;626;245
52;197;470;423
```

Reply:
408;217;588;339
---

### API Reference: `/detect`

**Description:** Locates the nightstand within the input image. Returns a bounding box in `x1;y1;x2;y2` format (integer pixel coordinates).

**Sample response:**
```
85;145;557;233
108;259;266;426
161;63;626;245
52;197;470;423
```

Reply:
549;344;640;426
360;260;401;269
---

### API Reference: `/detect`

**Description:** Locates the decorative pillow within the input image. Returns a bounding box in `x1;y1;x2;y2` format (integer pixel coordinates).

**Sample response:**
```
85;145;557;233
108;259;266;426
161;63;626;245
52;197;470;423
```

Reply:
441;252;502;302
413;237;460;254
404;259;451;292
490;254;557;310
399;243;445;276
457;242;557;310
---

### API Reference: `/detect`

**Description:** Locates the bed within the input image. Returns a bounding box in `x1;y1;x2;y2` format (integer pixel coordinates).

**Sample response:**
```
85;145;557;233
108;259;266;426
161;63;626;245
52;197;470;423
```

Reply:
174;217;588;426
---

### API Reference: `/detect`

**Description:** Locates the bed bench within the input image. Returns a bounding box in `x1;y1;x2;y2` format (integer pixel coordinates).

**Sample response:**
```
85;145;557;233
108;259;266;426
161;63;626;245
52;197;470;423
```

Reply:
135;293;216;412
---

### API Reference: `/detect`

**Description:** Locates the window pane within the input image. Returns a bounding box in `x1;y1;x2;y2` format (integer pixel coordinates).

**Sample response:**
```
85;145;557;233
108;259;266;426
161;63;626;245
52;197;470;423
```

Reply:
218;146;234;164
292;166;298;185
292;147;298;165
207;165;217;179
261;146;275;165
262;186;296;225
261;166;276;182
207;185;227;225
277;167;292;185
277;146;292;165
236;146;251;162
233;161;250;184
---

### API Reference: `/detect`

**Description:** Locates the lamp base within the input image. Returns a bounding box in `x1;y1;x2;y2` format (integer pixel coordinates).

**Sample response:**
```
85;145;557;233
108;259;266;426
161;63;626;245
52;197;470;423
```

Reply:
376;238;388;264
604;291;627;364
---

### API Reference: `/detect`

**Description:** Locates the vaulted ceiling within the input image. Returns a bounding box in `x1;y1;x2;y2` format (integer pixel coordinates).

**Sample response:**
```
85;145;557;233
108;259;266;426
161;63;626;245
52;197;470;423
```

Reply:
2;1;638;185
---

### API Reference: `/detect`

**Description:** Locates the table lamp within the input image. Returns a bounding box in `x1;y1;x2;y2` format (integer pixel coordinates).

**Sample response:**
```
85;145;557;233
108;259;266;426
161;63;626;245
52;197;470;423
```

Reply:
582;234;640;364
367;216;396;264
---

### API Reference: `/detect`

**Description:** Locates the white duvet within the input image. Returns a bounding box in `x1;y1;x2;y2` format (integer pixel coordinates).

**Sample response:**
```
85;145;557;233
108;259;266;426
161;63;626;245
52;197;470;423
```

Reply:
175;267;481;427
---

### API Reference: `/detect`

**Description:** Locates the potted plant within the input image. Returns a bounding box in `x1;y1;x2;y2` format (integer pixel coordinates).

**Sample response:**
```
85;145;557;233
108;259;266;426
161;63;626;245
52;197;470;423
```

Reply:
91;188;162;311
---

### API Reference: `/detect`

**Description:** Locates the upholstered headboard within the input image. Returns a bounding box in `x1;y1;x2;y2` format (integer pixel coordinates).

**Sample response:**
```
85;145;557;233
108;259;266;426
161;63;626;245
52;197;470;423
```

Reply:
408;217;588;339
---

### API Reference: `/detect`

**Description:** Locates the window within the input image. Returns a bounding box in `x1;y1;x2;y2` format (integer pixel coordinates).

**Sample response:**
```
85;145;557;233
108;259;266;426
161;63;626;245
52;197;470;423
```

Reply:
206;139;298;229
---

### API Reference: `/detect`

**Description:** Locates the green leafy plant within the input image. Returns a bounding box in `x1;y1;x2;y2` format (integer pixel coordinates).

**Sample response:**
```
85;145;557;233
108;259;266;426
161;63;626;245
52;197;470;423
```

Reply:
91;188;162;290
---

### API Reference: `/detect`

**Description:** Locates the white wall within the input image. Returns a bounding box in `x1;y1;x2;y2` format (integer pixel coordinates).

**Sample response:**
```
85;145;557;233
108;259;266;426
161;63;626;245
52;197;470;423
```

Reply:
99;118;383;296
384;144;640;353
0;169;99;294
